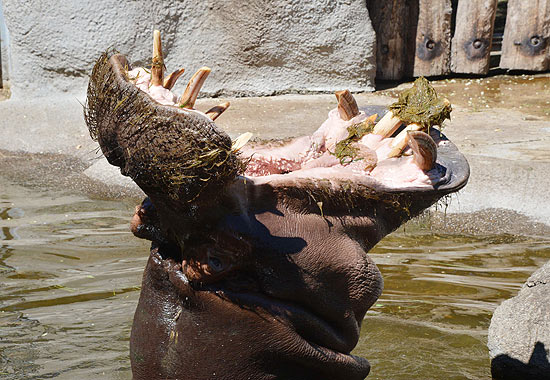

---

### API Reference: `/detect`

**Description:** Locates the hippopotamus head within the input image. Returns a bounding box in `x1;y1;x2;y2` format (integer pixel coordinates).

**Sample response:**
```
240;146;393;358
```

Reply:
85;36;468;380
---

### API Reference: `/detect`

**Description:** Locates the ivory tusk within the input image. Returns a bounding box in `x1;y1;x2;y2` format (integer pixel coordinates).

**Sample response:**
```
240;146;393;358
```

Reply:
151;30;164;86
232;132;253;152
407;130;437;171
366;113;378;124
335;90;359;121
179;67;211;109
163;68;185;90
386;123;423;158
206;101;231;121
372;110;403;137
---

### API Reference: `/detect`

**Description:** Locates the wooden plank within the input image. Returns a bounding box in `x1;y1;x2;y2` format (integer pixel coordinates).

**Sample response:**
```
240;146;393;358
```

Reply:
366;0;418;80
451;0;498;74
500;0;550;71
413;0;452;77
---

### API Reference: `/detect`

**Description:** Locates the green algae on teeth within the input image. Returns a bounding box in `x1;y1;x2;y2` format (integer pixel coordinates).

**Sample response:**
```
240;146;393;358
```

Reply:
332;113;377;165
387;77;451;158
373;77;452;139
390;77;452;130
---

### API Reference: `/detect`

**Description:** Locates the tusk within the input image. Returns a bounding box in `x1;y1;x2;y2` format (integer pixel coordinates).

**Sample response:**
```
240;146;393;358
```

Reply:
366;113;378;124
179;67;211;109
163;68;185;90
232;132;253;152
386;123;423;158
151;30;164;86
335;90;359;121
206;101;230;121
406;130;437;171
372;110;403;137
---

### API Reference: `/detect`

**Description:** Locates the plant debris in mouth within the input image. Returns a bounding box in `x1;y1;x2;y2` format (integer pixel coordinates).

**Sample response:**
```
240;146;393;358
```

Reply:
389;76;452;130
332;116;376;165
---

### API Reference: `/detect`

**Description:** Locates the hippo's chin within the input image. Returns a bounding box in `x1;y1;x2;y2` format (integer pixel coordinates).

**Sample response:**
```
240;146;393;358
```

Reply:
137;242;374;380
150;241;365;355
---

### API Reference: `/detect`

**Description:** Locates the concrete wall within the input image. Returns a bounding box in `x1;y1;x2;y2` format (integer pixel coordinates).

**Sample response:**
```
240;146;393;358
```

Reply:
0;3;9;83
1;0;376;99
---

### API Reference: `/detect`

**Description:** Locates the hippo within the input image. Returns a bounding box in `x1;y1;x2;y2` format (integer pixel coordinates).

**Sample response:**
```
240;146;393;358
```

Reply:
84;32;469;380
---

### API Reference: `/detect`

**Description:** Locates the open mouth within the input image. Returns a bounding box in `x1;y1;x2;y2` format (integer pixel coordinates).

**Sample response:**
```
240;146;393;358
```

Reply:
120;33;465;196
86;30;468;216
239;106;450;189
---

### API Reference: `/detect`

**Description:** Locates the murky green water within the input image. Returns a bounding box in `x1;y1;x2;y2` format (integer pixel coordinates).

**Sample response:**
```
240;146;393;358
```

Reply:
1;178;549;379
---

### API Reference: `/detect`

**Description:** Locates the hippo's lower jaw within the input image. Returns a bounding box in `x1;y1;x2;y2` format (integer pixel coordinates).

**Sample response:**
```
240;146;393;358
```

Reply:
85;32;469;380
131;245;374;380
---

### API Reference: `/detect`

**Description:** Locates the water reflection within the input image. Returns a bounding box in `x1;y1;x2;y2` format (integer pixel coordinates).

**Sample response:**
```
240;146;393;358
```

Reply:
0;179;548;379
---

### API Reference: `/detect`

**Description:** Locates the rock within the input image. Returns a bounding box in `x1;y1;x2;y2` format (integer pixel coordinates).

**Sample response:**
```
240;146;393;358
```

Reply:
488;260;550;380
2;0;375;98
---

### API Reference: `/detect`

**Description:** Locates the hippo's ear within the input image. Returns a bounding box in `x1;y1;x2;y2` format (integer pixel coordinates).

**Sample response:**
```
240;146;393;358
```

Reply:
182;230;252;284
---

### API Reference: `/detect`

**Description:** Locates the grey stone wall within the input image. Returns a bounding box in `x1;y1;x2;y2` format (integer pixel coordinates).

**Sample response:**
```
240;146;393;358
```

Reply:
0;3;9;83
1;0;375;98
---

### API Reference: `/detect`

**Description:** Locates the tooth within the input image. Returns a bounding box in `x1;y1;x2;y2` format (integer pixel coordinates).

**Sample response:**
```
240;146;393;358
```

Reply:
407;130;437;171
163;68;185;90
151;30;164;86
386;123;423;158
367;113;378;124
179;67;211;109
232;132;253;152
335;90;359;121
372;110;403;137
206;101;230;121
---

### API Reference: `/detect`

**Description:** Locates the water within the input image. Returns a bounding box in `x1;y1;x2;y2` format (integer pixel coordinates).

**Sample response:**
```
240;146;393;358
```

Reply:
1;178;549;379
0;180;145;379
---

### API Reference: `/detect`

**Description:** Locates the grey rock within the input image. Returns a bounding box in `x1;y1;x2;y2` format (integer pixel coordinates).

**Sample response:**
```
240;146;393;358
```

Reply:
2;0;375;99
488;261;550;380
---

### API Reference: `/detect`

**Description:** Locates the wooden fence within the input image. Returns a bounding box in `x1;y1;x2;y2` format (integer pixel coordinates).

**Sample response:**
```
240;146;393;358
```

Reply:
366;0;550;80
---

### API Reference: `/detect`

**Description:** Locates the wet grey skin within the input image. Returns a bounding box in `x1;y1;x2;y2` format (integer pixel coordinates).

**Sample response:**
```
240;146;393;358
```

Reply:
85;51;469;380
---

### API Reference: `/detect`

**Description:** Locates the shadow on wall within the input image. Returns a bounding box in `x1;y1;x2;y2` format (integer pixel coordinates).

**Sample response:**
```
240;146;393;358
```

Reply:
492;341;550;380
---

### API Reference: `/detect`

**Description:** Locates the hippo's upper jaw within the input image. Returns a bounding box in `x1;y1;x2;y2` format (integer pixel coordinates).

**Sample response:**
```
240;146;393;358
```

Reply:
85;32;469;380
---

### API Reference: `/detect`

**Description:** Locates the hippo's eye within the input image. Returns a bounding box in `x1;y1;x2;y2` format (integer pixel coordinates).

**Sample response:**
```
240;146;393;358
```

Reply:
208;256;224;272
